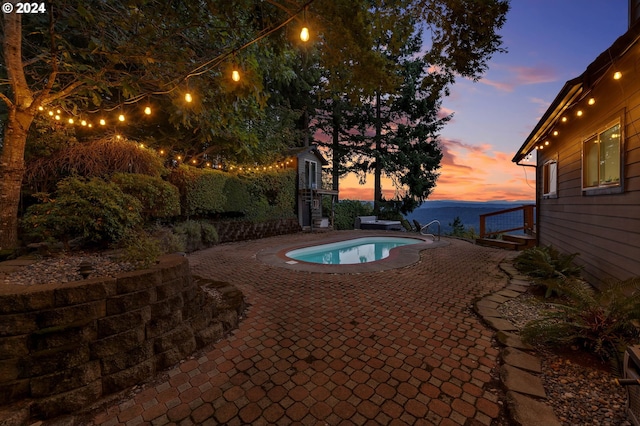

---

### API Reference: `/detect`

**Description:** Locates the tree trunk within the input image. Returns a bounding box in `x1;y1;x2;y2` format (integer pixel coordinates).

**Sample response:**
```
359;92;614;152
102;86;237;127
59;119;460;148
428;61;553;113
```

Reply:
331;103;341;198
0;110;33;250
1;11;36;250
373;90;382;212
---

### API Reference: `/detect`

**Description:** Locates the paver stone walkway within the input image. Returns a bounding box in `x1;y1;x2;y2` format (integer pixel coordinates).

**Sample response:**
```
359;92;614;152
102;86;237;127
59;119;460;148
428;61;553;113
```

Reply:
85;232;511;425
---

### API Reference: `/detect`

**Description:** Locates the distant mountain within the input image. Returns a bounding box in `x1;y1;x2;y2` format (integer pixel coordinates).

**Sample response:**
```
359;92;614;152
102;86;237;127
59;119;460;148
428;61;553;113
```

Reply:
404;200;534;235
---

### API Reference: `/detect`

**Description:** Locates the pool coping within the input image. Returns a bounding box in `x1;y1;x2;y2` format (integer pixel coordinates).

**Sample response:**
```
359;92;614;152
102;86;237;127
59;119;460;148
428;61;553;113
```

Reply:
256;230;449;274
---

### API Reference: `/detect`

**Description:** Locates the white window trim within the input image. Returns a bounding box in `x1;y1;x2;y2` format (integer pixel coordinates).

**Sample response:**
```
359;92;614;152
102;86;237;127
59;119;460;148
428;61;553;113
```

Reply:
542;159;558;198
581;118;623;193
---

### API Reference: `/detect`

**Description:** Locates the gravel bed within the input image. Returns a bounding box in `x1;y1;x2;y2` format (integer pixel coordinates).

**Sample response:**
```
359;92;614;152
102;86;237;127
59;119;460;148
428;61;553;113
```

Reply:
499;294;632;426
1;253;137;285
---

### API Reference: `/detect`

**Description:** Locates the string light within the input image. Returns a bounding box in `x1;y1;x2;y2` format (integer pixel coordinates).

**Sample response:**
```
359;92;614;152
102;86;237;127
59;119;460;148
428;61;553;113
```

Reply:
613;71;622;80
232;69;240;82
100;118;106;126
588;98;595;105
185;93;193;103
300;27;310;42
118;114;125;122
144;106;152;115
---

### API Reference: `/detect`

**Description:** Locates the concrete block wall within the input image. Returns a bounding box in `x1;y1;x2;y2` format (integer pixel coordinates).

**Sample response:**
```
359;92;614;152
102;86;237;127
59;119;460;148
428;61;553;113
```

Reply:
0;255;244;421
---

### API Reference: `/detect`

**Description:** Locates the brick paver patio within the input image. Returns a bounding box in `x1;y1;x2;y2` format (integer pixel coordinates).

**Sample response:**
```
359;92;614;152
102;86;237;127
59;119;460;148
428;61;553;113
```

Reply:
85;231;512;425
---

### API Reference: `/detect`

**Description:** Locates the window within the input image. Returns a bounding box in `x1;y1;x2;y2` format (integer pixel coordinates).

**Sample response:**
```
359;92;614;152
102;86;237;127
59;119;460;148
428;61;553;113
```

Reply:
543;160;557;197
582;121;621;190
305;160;317;189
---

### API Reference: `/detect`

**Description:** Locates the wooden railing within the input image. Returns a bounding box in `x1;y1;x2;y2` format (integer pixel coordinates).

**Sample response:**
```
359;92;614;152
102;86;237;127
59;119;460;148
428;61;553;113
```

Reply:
479;204;535;238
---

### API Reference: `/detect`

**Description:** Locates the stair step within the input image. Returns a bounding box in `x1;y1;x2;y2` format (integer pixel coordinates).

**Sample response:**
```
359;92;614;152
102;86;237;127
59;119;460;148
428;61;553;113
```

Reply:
503;234;537;249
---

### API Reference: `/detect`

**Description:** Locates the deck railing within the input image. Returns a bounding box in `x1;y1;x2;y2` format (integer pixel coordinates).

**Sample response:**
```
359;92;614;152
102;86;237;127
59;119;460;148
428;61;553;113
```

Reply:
479;204;536;238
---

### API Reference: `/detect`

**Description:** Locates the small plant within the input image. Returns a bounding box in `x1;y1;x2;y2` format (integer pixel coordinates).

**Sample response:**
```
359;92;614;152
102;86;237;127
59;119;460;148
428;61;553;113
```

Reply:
521;277;640;363
514;245;582;297
173;220;219;252
118;228;162;268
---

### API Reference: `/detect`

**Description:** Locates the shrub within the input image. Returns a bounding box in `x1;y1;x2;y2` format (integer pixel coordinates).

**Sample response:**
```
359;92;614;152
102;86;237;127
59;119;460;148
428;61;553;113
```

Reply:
522;277;640;363
22;177;142;247
118;228;163;269
331;200;374;230
168;166;227;216
111;173;180;220
244;171;296;221
24;136;166;193
173;220;219;252
514;245;583;297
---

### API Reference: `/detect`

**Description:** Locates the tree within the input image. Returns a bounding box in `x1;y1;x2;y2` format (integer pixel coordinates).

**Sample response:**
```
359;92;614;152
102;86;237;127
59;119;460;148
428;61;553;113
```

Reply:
312;0;508;211
0;0;303;250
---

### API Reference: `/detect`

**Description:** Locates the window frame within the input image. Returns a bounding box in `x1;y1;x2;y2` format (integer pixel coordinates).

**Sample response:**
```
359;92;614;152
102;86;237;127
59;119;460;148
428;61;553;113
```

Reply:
304;160;318;190
542;158;558;198
581;114;624;196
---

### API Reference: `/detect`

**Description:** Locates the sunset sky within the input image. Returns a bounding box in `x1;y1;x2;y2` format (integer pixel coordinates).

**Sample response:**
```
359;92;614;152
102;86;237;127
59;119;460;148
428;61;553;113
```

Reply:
339;0;630;202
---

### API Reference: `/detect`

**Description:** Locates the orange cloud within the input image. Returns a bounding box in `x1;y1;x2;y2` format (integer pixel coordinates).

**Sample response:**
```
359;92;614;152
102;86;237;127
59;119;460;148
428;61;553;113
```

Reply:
337;138;536;202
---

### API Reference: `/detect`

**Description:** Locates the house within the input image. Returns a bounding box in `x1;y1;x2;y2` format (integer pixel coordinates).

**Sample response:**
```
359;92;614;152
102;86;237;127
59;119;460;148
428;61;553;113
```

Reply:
512;13;640;287
290;145;338;230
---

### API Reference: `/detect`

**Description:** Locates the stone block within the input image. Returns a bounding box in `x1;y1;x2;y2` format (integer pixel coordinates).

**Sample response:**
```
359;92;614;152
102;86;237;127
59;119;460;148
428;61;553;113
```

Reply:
217;309;239;332
0;335;29;359
0;358;19;382
30;379;102;419
102;359;155;394
497;289;522;299
153;324;195;354
475;299;499;310
30;360;101;397
116;269;161;294
195;322;224;347
155;280;183;300
0;291;55;314
496;331;533;350
160;259;190;283
150;294;183;319
35;301;105;329
502;347;542;373
97;306;151;338
484;317;518;332
0;312;38;337
27;321;97;352
90;326;145;359
0;378;29;405
21;344;90;378
506;391;560;426
106;288;155;316
100;341;154;375
54;280;116;307
146;309;182;339
500;365;546;398
486;293;510;304
154;348;183;371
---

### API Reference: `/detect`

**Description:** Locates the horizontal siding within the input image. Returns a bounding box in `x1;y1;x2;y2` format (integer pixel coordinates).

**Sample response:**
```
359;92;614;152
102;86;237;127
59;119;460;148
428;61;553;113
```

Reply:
536;40;640;288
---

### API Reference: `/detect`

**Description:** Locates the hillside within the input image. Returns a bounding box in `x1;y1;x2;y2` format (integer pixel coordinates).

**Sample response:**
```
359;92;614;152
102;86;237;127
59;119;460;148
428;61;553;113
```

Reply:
404;200;534;235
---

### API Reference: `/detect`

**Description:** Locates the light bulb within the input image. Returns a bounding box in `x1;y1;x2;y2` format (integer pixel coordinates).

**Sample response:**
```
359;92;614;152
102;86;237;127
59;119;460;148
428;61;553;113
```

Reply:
144;106;151;115
38;106;44;111
614;71;622;80
588;98;595;105
48;111;54;116
81;120;87;126
300;27;310;42
576;110;583;117
185;93;193;103
54;115;61;120
68;118;74;124
99;118;106;125
118;114;125;122
232;70;240;82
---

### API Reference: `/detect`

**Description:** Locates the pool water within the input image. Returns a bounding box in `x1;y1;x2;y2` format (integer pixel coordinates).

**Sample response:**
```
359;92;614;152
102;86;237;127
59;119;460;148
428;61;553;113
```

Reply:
285;236;423;265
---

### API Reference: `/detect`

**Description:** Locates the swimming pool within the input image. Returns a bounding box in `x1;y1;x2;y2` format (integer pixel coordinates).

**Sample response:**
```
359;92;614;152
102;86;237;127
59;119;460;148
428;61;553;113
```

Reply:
285;236;424;265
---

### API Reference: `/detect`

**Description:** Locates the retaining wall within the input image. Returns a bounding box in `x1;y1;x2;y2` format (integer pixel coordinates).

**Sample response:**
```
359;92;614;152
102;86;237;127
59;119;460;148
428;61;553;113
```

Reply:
0;254;244;421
